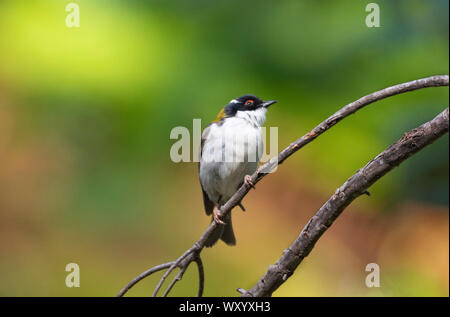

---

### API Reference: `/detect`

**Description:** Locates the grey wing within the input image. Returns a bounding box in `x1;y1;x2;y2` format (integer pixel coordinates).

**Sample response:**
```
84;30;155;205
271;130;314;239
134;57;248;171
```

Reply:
200;181;214;215
199;123;214;215
199;122;213;159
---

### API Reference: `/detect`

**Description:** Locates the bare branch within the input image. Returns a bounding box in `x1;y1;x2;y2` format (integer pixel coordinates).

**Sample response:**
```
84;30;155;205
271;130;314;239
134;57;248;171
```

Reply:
151;248;193;297
117;75;449;297
242;107;449;297
162;264;189;297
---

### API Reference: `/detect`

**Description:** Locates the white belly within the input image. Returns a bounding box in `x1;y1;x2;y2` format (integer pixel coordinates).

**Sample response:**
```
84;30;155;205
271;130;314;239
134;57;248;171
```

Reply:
200;117;263;205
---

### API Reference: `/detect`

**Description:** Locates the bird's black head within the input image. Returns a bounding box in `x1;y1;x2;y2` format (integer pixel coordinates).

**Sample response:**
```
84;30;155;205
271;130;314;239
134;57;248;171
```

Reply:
224;95;277;117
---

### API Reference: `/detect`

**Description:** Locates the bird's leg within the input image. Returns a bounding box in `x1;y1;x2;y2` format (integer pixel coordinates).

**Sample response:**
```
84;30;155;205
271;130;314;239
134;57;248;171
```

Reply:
244;175;255;189
213;206;226;225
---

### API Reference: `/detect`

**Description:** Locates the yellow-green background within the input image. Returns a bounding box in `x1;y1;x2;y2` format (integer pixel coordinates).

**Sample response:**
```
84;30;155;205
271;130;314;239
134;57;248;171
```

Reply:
0;0;448;296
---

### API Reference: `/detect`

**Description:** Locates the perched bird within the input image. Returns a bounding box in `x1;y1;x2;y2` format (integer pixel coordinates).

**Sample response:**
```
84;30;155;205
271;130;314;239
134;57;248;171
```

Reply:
199;95;277;247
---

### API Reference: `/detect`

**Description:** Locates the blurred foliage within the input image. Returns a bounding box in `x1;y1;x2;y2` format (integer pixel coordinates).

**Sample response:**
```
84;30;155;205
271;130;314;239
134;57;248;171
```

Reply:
0;0;448;296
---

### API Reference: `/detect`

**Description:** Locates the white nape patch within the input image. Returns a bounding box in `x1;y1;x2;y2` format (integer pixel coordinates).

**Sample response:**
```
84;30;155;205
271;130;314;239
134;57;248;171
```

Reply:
229;99;239;104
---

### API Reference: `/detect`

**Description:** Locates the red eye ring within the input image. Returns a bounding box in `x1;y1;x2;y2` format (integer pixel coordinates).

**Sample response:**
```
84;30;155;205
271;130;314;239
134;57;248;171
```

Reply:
244;100;254;106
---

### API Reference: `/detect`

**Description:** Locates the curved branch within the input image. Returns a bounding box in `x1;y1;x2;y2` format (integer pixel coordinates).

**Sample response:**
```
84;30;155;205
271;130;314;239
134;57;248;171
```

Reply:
117;75;449;297
117;262;174;297
243;107;449;297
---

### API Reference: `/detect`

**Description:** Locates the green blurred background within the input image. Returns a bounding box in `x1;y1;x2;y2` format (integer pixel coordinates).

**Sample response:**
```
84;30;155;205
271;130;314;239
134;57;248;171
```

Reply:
0;0;448;296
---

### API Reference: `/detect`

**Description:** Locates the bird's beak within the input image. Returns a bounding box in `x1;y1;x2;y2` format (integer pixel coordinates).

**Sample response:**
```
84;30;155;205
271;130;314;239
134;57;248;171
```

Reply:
262;100;277;108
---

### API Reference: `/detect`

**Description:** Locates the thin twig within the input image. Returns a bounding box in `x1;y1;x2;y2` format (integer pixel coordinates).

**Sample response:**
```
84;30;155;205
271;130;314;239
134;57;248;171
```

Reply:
151;248;195;297
162;265;189;297
116;262;174;297
236;288;247;295
195;257;204;297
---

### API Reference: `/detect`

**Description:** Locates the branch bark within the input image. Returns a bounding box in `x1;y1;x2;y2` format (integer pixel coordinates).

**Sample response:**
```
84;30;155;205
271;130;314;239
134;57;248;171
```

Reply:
242;107;449;297
117;75;448;297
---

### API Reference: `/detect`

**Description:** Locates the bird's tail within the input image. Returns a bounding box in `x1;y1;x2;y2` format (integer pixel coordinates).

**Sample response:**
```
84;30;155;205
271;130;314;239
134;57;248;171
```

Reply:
221;213;236;246
204;213;236;247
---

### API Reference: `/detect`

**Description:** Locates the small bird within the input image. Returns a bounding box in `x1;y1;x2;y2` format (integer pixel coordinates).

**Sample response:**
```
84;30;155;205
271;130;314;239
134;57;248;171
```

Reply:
199;95;277;247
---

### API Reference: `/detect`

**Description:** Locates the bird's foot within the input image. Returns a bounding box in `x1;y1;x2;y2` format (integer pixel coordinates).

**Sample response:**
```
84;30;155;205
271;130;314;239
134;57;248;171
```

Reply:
244;175;255;189
213;206;226;225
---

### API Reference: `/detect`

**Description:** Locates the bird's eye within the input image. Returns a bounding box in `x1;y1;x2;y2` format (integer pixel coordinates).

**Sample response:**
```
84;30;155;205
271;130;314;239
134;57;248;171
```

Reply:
244;100;254;106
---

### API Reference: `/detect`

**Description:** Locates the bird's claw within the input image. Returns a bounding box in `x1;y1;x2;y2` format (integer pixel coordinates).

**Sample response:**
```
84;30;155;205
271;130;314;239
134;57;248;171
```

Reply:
244;175;255;189
213;207;226;225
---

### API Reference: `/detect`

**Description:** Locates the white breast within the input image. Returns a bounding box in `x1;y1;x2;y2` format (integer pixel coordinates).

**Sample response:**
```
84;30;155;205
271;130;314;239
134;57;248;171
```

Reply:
199;110;266;205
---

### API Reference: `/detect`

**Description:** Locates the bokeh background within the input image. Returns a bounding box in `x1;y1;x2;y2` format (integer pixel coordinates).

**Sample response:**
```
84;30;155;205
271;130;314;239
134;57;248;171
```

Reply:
0;0;448;296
